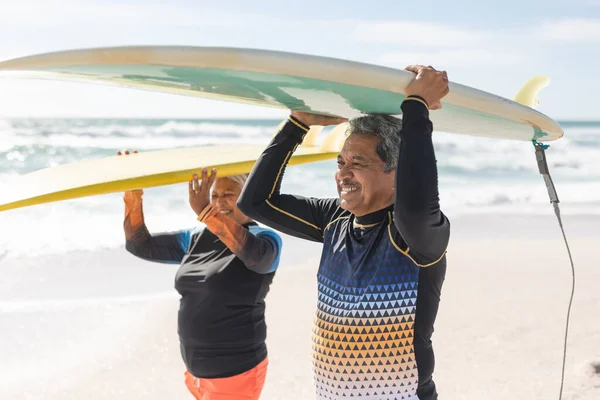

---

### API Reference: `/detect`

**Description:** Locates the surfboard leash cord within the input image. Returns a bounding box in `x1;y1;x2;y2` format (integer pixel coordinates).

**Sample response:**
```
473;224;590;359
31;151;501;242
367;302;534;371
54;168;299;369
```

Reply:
533;140;576;400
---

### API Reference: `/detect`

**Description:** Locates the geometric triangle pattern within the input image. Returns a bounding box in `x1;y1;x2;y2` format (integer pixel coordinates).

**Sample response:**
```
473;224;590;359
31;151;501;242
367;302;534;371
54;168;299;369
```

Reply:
312;217;421;399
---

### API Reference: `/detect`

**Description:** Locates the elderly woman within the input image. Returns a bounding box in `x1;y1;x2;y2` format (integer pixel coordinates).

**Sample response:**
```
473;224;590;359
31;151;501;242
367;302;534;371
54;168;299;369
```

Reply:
120;153;281;400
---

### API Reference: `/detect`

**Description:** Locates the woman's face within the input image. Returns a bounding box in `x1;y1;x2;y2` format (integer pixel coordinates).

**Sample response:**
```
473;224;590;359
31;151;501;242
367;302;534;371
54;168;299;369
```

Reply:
211;178;252;225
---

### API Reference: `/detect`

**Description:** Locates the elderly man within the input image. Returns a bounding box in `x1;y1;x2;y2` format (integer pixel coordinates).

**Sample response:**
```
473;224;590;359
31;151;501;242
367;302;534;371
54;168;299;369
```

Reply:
238;65;450;400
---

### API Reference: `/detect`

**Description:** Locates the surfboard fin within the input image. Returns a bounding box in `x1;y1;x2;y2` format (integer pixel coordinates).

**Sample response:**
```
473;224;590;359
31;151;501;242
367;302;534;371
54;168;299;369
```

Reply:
271;121;326;148
320;123;349;152
513;75;550;109
302;126;323;147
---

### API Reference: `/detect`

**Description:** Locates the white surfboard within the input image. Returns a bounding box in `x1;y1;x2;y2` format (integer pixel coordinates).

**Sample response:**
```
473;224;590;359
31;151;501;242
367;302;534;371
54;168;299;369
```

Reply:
0;46;563;142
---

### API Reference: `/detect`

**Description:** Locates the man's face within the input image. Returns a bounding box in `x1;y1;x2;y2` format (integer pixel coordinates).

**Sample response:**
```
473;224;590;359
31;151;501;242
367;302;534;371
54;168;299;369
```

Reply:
334;134;396;216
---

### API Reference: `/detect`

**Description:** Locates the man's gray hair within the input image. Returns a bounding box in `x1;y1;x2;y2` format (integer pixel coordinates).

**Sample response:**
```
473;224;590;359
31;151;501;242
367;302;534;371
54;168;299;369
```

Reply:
346;114;402;172
224;174;249;188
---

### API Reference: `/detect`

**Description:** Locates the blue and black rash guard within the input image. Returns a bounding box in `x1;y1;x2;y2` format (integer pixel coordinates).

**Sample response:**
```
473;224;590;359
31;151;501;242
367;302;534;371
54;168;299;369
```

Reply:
238;99;450;400
124;202;282;379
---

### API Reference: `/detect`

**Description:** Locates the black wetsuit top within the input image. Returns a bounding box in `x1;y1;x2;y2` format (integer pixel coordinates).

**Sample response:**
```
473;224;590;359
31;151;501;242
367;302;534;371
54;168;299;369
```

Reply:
125;221;282;378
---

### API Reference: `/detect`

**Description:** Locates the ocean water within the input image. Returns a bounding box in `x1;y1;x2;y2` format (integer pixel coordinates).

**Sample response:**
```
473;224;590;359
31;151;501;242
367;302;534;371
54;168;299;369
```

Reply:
0;117;598;258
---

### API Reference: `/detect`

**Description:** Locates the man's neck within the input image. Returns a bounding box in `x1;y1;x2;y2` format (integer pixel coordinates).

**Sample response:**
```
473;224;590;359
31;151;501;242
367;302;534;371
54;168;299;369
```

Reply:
353;203;394;226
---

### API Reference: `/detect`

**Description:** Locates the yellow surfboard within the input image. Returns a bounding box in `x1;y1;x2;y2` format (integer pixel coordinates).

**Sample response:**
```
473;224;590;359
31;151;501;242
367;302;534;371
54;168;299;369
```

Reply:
0;124;346;213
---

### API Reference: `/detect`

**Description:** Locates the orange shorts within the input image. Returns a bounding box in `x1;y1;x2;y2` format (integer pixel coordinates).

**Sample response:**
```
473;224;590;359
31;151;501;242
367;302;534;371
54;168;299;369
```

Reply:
184;358;268;400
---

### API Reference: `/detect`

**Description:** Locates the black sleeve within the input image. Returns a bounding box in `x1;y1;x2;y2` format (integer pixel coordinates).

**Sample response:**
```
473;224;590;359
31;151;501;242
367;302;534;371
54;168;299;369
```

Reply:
242;229;282;274
237;117;341;243
393;99;450;267
124;225;192;265
241;234;278;274
198;205;281;274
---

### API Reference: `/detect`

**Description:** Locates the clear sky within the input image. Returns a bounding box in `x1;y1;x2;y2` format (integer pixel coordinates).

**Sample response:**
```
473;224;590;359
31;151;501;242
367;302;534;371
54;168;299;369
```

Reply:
0;0;598;120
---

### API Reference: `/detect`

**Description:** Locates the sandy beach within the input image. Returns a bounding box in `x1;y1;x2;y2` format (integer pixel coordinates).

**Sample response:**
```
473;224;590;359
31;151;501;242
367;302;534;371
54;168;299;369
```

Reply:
0;213;599;400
